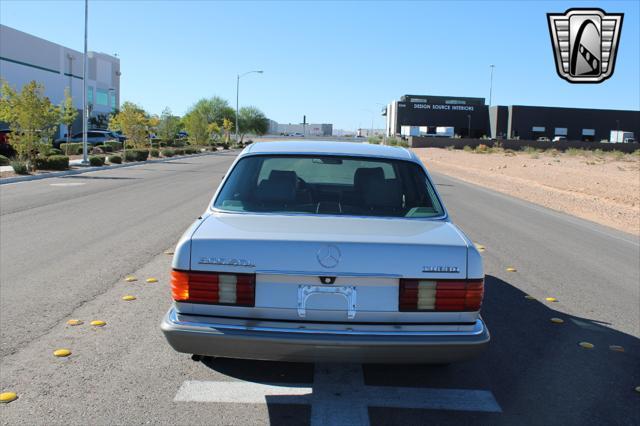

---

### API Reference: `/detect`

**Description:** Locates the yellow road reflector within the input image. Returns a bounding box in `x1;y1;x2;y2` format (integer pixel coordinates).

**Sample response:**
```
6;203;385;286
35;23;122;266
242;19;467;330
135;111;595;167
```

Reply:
146;277;158;283
125;276;137;282
475;244;485;250
0;392;18;403
164;250;174;255
53;348;71;357
66;319;83;326
545;297;558;302
579;342;594;349
90;320;106;327
524;295;536;300
609;345;625;352
550;317;564;324
505;267;517;272
122;295;136;301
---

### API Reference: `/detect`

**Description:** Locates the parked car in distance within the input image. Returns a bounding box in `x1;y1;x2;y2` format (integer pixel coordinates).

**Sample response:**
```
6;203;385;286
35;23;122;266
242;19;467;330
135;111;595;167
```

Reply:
53;130;118;149
552;136;567;142
536;136;550;142
161;141;489;364
0;129;15;158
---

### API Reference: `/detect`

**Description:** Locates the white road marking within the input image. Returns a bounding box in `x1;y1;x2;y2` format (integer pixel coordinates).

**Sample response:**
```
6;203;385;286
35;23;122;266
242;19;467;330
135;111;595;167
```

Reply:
50;182;86;187
174;381;312;403
175;363;501;425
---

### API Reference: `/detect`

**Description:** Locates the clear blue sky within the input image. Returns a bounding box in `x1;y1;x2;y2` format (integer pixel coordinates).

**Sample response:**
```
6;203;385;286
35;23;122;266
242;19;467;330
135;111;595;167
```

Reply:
2;0;639;130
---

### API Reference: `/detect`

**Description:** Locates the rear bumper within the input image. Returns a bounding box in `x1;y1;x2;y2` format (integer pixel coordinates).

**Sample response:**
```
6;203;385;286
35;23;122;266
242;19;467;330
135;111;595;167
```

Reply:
161;308;489;363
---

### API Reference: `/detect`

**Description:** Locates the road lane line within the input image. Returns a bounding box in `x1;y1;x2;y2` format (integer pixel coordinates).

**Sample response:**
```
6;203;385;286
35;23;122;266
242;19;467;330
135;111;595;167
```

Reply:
174;363;502;425
174;380;312;403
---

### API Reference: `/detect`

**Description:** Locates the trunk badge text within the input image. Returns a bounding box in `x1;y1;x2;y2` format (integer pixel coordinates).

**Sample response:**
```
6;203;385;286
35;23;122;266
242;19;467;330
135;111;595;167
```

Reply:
198;257;255;267
317;244;341;269
422;266;460;273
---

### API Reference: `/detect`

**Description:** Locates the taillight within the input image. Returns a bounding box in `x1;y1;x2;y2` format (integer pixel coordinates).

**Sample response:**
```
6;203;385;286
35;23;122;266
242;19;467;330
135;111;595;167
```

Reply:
399;279;484;311
171;270;255;306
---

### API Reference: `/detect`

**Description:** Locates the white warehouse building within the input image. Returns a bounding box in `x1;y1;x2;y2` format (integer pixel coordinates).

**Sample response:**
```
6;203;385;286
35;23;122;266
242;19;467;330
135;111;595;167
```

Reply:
0;24;120;137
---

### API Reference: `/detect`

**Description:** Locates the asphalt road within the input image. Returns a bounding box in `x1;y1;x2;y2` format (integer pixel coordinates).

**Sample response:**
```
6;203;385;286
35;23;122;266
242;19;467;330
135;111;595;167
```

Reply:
0;152;638;425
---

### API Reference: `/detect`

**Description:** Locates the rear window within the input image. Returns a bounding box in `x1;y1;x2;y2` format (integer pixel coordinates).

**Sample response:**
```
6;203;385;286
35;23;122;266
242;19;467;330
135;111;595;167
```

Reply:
214;155;444;218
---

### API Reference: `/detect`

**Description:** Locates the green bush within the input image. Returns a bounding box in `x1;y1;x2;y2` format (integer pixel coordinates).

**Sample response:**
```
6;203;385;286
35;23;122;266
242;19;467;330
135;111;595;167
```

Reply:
463;145;473;152
161;149;175;157
59;143;85;155
109;155;122;164
33;155;69;170
398;140;409;148
174;148;185;156
103;141;123;151
89;155;105;167
97;144;113;153
124;149;149;162
184;147;198;155
0;154;9;166
47;148;64;156
386;137;400;146
150;148;160;158
11;160;29;175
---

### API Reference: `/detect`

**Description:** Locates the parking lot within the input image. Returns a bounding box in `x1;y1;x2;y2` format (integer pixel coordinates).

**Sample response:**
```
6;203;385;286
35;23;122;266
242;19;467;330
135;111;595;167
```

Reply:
1;152;638;425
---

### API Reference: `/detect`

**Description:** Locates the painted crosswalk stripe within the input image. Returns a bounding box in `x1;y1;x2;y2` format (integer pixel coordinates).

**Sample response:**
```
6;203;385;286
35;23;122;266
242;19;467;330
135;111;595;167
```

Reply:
175;363;501;425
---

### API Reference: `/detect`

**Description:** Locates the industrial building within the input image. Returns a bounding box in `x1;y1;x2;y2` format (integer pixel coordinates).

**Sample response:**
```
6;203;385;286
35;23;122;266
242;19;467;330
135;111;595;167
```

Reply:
384;94;639;142
0;24;120;137
268;120;333;137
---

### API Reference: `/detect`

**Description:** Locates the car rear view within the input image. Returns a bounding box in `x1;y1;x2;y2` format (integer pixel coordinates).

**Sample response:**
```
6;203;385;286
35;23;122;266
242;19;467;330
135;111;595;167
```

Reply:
161;142;489;363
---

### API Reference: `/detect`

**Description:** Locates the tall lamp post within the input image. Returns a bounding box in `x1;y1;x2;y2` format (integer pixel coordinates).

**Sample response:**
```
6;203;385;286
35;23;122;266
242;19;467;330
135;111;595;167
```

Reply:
488;64;496;106
81;0;89;164
362;109;374;139
236;70;263;143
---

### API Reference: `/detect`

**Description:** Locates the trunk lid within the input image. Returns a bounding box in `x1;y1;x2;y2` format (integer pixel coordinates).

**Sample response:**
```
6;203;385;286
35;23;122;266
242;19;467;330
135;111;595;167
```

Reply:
184;213;472;323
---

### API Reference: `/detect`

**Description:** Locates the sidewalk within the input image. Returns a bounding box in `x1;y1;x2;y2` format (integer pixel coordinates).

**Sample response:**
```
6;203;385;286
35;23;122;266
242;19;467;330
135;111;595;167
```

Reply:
0;150;233;185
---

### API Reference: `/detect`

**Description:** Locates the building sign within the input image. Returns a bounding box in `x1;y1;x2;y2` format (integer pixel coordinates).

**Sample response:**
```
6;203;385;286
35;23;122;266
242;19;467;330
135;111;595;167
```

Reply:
413;103;475;112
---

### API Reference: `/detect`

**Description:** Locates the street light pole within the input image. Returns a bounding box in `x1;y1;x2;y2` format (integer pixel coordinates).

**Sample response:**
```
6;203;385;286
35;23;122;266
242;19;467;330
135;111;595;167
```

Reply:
81;0;89;164
488;64;495;106
235;70;263;144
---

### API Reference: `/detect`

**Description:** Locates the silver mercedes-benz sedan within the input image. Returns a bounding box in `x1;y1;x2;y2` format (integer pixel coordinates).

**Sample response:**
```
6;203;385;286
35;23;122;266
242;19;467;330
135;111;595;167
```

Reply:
161;141;489;363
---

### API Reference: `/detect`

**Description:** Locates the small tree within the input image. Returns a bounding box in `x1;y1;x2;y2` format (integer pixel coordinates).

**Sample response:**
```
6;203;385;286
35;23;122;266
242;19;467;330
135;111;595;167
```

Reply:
108;101;149;148
59;87;78;155
157;107;180;146
222;117;234;143
207;122;221;145
238;106;268;142
183;110;209;145
0;80;59;168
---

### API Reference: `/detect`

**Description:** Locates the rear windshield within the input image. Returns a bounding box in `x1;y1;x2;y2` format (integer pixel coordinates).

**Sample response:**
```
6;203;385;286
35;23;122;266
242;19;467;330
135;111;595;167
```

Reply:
214;155;444;218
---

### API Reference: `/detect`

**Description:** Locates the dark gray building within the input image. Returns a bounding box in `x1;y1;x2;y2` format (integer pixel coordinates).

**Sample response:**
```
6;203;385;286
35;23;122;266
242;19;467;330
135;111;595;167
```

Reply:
385;94;640;142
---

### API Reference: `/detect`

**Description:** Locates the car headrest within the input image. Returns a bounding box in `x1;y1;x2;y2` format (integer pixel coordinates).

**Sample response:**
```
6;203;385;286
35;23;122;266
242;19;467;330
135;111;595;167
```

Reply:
363;179;403;209
254;170;297;203
353;167;385;190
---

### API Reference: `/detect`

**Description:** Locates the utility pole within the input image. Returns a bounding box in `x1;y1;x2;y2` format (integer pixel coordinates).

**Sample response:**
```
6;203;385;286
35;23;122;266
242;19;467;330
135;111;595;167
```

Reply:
235;70;263;143
488;64;495;106
81;0;89;164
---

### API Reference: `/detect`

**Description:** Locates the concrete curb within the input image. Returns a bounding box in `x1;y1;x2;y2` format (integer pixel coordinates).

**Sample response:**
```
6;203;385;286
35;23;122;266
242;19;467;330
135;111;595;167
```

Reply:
0;150;234;185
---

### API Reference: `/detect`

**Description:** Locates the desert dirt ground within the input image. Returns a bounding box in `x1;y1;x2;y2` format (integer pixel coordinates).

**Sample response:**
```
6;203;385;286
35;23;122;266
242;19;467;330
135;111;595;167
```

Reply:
414;147;640;236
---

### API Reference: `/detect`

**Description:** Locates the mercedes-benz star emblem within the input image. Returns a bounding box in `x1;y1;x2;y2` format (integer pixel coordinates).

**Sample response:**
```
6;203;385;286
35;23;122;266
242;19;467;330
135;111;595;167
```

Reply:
317;245;341;269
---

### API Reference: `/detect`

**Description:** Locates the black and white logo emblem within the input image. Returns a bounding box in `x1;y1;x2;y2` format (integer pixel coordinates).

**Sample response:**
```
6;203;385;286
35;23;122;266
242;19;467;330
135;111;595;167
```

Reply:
317;244;341;269
547;8;623;83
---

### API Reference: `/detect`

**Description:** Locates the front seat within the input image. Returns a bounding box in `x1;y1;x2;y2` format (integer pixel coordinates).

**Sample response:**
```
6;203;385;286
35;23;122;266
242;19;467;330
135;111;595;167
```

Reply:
254;170;298;207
